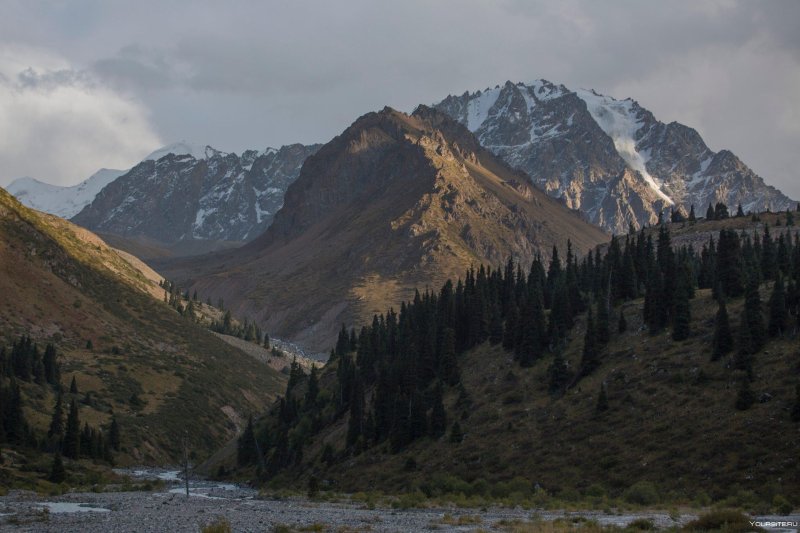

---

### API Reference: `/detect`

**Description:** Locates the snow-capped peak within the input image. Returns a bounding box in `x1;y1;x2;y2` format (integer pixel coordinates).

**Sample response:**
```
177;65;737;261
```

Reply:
143;141;218;162
7;168;125;218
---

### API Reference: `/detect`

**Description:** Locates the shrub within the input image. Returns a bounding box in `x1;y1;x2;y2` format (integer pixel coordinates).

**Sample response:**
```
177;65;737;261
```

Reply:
201;518;232;533
773;494;793;515
623;481;660;506
683;510;762;532
627;518;656;530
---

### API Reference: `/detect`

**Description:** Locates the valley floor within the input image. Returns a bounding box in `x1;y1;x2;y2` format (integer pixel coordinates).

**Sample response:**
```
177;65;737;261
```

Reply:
1;472;797;532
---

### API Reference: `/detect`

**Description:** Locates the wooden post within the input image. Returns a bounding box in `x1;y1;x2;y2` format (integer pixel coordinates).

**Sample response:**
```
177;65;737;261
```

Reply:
183;432;190;498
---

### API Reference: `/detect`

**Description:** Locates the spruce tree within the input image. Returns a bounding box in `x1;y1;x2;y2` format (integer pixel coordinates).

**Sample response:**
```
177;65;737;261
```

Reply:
109;415;120;452
742;271;766;353
672;262;692;341
711;298;733;361
49;451;66;483
791;384;800;422
47;394;64;449
596;382;609;412
429;383;447;438
237;415;258;466
547;351;571;395
768;276;788;337
63;400;80;459
734;379;755;410
580;306;599;376
688;204;696;222
69;376;78;394
705;204;715;220
449;421;463;444
618;308;627;334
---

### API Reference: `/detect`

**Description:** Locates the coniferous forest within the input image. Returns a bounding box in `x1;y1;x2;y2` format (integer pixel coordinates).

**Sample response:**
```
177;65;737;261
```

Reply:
239;213;800;486
0;336;118;476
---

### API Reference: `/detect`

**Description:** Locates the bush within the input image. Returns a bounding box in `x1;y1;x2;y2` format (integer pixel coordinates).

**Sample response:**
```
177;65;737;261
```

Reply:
201;518;232;533
623;481;660;506
773;494;793;515
683;510;762;532
627;518;656;530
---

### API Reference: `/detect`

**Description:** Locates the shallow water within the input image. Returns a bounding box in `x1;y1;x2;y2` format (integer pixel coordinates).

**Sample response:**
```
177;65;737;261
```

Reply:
37;502;110;513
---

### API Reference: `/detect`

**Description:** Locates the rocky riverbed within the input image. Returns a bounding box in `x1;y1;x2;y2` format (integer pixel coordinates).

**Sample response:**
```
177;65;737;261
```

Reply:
0;469;752;532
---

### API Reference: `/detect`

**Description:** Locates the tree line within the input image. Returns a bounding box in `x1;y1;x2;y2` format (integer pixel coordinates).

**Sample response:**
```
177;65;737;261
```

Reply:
238;208;800;476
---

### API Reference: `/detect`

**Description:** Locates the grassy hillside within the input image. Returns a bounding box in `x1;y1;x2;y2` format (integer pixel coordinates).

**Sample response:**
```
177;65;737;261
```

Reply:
0;188;285;471
228;212;799;510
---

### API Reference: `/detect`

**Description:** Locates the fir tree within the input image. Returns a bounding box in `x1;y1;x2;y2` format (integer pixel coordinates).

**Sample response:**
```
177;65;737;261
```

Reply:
672;262;692;341
580;306;600;376
688;204;696;222
768;276;788;337
69;376;78;394
109;415;120;452
711;298;733;361
705;203;715;220
596;383;609;412
742;271;766;354
237;415;258;466
49;451;66;483
736;203;745;217
547;351;571;395
734;379;755;410
449;421;463;444
63;400;80;459
617;308;627;334
47;394;64;449
429;383;447;438
791;385;800;422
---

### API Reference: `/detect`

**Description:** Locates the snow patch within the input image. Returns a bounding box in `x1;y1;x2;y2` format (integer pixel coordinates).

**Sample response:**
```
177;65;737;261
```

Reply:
576;89;674;205
144;141;215;162
466;87;502;130
7;168;126;218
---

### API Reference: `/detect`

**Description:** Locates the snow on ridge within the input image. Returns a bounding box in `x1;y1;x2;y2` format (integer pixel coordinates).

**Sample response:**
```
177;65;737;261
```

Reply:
575;88;674;205
144;141;213;162
7;168;125;218
466;87;502;131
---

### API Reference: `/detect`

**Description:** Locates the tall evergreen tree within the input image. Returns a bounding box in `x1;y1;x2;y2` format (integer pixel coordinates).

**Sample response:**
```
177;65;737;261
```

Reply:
69;376;78;394
429;383;447;438
49;451;66;483
580;306;600;376
47;394;64;449
62;400;80;459
791;384;800;422
711;297;733;361
768;275;788;337
596;382;609;412
237;415;258;466
109;415;120;452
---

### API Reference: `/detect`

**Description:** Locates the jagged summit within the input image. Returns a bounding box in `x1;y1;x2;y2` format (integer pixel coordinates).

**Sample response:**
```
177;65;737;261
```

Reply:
434;80;795;233
162;106;608;351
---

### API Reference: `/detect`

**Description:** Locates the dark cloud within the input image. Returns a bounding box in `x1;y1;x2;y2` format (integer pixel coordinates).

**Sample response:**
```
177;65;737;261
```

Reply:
0;0;798;198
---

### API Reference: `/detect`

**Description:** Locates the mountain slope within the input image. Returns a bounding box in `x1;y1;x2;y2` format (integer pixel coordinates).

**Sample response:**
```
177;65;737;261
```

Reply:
434;80;796;233
0;187;284;463
71;143;321;256
229;212;800;505
160;106;608;352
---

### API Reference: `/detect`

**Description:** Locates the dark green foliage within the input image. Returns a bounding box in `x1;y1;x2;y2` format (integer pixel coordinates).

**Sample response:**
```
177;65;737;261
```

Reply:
49;451;66;483
69;376;78;394
47;394;64;450
109;415;120;452
792;385;800;423
735;379;755;411
740;271;766;356
429;383;447;438
237;415;258;466
449;421;463;444
715;202;729;220
711;298;733;361
617;308;627;334
672;260;693;341
307;475;319;497
768;276;788;337
688;204;696;222
705;203;715;221
580;306;599;376
62;399;80;459
596;383;609;412
547;351;571;396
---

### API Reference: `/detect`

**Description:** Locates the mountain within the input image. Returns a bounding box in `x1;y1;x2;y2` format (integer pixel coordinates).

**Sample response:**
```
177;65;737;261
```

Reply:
159;106;609;352
0;187;284;464
434;80;796;233
71;143;321;257
7;169;126;219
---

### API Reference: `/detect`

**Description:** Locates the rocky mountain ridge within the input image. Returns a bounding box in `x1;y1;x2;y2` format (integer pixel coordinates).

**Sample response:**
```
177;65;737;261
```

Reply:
433;80;796;233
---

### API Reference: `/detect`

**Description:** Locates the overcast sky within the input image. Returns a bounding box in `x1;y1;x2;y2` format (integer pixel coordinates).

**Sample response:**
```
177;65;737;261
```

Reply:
1;0;798;198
